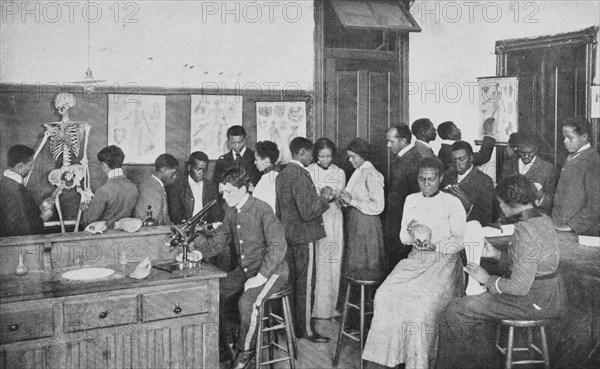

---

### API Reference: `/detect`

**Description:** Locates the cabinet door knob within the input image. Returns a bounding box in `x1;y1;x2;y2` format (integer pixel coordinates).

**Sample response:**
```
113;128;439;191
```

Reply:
173;304;182;314
8;323;19;332
99;311;108;319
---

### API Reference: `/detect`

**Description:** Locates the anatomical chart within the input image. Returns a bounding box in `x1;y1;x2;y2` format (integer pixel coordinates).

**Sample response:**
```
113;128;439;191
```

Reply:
256;101;307;163
478;76;519;143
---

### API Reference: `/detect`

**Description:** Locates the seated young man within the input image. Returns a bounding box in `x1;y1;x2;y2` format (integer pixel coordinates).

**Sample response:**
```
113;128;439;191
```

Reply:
442;141;496;227
80;145;139;227
502;134;556;215
195;167;288;369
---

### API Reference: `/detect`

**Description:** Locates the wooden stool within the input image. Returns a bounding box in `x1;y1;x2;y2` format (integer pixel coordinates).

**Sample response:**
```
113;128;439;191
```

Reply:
255;284;297;369
332;274;383;369
495;319;551;369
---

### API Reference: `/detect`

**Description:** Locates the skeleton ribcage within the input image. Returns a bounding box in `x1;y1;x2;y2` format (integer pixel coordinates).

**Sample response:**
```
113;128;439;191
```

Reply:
49;124;81;166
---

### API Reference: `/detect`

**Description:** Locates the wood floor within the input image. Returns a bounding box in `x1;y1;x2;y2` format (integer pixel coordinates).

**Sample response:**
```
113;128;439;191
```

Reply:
220;318;364;369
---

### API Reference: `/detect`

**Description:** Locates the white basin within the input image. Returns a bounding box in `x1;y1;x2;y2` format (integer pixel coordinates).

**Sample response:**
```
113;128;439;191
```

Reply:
61;267;115;281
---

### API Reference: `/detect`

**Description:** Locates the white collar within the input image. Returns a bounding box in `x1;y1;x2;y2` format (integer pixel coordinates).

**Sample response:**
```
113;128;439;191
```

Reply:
416;139;432;149
233;147;246;157
289;160;307;171
3;169;23;184
188;174;203;186
441;139;455;146
398;142;415;158
152;174;164;189
235;193;250;211
107;168;124;179
519;156;536;171
576;143;591;154
458;165;473;183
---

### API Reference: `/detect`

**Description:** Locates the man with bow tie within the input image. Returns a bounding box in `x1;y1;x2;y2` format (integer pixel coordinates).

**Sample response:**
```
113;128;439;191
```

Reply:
553;117;600;236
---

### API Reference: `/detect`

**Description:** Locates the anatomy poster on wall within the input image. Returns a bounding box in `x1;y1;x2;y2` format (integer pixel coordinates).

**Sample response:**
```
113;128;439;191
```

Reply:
190;95;243;159
478;76;519;143
256;101;307;163
108;94;166;164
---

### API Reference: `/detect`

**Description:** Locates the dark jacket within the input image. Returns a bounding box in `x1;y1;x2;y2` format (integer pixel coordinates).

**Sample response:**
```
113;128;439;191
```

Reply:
167;176;223;224
82;175;139;227
552;147;600;236
438;136;497;170
0;177;44;237
275;162;328;245
200;195;288;280
414;141;435;159
385;147;421;247
502;156;556;214
213;148;261;186
443;166;496;226
134;176;171;225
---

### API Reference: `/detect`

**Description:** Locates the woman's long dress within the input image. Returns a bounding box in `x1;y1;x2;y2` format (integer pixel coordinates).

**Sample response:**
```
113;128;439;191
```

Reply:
362;191;466;369
307;163;346;318
342;161;385;280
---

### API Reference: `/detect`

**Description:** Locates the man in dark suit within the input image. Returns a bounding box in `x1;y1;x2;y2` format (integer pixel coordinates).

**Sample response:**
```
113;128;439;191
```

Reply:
553;117;600;236
411;118;437;158
437;121;497;170
213;125;261;188
167;151;226;269
167;151;223;224
442;141;495;227
134;154;179;225
384;124;422;270
502;134;556;215
275;137;334;342
0;145;53;237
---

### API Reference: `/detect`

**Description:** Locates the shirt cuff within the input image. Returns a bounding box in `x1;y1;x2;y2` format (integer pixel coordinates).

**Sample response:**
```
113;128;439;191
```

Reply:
255;273;268;285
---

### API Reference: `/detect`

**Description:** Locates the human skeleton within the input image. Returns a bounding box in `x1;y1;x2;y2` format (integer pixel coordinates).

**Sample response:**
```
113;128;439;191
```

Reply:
25;93;93;232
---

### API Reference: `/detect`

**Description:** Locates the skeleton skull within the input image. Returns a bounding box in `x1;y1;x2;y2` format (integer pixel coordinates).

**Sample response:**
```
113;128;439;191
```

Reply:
55;93;76;119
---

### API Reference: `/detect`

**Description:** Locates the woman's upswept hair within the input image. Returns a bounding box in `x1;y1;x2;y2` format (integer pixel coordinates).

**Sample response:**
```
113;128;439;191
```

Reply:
496;174;537;206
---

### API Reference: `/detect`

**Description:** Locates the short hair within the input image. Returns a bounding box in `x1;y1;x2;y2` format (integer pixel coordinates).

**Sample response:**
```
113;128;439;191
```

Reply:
411;118;433;138
419;156;445;177
313;137;337;163
289;137;314;156
346;138;372;162
7;145;34;167
220;167;250;188
517;134;538;149
562;116;592;137
155;153;179;171
255;141;280;164
226;125;246;139
437;121;455;140
450;140;474;155
390;124;412;143
508;132;522;148
97;145;124;169
188;151;209;164
496;174;537;206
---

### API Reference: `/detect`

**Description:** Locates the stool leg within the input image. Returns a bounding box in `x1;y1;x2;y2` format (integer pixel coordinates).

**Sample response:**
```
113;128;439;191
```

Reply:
526;327;535;359
539;326;550;369
506;326;514;369
282;297;296;369
333;283;351;367
266;302;275;369
359;284;366;369
256;303;264;369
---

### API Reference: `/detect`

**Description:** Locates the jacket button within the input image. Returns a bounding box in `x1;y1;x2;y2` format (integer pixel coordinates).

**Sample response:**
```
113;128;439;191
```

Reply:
237;225;241;229
239;240;244;244
241;255;245;259
244;268;248;272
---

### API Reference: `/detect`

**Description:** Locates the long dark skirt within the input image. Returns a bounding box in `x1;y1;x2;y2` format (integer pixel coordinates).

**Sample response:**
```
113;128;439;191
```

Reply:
336;207;385;310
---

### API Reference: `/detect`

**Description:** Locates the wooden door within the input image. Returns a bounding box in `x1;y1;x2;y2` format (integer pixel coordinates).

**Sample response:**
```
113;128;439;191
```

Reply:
324;55;400;180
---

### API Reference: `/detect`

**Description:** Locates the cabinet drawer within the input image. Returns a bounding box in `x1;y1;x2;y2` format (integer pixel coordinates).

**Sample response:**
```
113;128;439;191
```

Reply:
0;307;54;344
64;294;138;332
142;285;208;322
